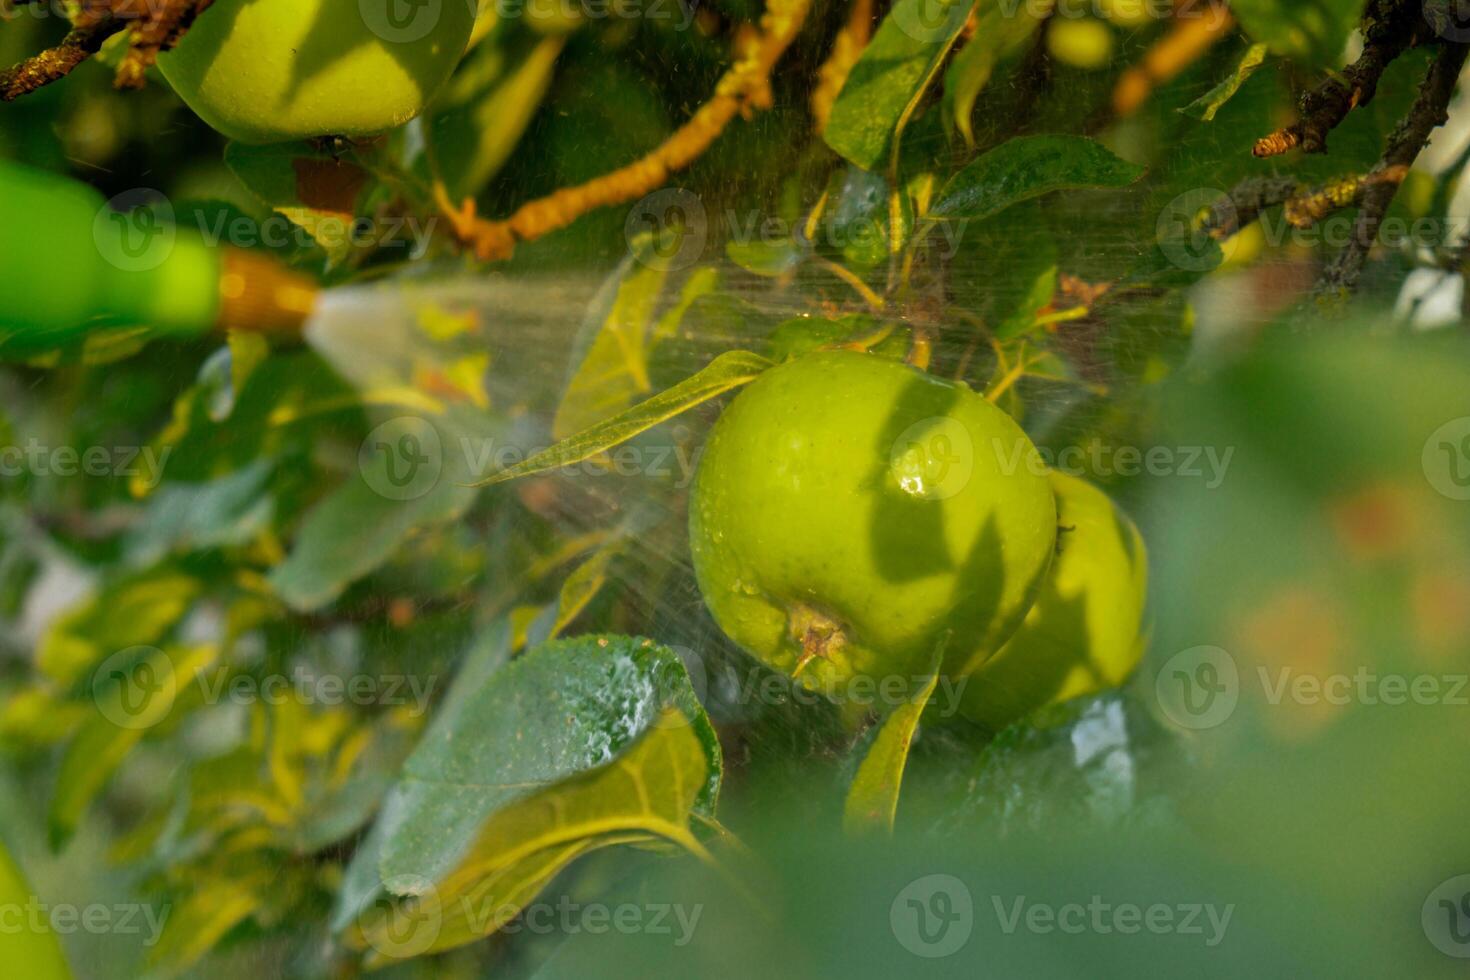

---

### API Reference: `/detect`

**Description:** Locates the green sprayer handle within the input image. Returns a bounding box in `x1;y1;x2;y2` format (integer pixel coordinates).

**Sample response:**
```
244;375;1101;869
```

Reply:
0;160;222;358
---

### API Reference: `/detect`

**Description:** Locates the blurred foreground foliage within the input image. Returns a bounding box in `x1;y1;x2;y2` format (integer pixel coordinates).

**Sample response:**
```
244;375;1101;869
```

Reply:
3;0;1470;976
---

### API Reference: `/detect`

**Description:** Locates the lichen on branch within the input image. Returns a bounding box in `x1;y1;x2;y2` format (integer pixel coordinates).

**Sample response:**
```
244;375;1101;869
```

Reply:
0;0;213;102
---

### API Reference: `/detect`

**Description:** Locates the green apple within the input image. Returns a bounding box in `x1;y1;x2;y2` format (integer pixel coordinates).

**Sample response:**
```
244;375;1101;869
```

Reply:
960;471;1148;731
0;838;72;980
1046;17;1116;71
689;351;1058;704
157;0;476;144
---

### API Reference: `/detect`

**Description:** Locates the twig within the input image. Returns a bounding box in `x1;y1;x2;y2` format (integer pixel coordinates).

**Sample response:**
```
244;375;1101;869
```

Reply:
115;0;216;89
0;16;123;102
814;255;886;312
811;0;873;133
441;0;812;262
1201;176;1302;239
0;0;214;100
1254;0;1424;157
1283;167;1408;227
1317;40;1470;298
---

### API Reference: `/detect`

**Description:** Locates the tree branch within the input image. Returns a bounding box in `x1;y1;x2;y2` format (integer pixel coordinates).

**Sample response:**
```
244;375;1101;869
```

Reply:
0;0;213;101
440;0;812;262
0;17;123;102
1317;39;1470;298
1254;0;1426;158
1201;176;1302;240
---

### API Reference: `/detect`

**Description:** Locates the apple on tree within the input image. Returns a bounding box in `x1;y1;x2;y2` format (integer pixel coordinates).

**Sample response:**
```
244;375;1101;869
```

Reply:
689;350;1059;708
158;0;477;144
959;470;1149;731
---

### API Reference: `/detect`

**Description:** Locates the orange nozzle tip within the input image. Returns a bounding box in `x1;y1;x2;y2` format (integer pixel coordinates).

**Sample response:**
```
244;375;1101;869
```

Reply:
216;248;320;337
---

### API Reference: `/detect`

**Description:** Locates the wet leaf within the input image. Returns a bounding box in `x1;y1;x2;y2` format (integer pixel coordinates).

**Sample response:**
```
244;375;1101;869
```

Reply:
333;634;720;935
930;135;1145;222
356;714;711;958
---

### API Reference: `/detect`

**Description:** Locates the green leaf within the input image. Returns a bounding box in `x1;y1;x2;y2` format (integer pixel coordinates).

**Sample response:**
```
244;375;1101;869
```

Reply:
994;264;1060;340
123;460;275;566
725;237;808;278
824;0;975;170
268;476;476;613
147;874;272;976
1231;0;1366;70
949;692;1188;836
49;645;218;849
226;329;271;407
356;716;711;958
842;641;944;836
768;314;886;362
930;135;1145;222
549;541;622;640
409;835;643;958
473;350;773;486
38;569;201;687
423;31;566;200
268;404;504;611
553;244;671;441
332;634;720;933
1180;43;1271;121
652;267;722;346
137;352;359;491
225;143;372;266
944;0;1052;147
